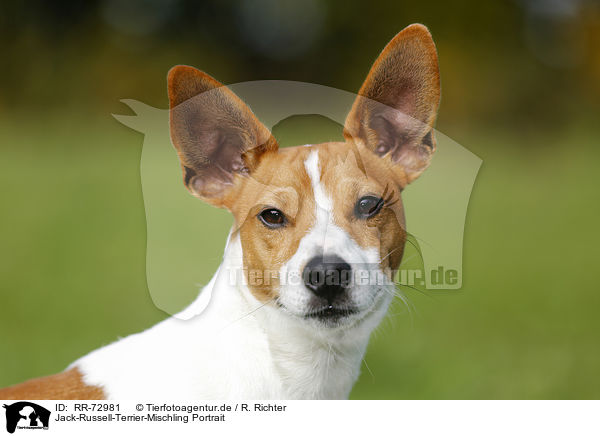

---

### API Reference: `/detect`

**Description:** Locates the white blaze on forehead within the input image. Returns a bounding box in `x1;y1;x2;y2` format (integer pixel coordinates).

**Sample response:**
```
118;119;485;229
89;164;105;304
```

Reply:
304;149;332;215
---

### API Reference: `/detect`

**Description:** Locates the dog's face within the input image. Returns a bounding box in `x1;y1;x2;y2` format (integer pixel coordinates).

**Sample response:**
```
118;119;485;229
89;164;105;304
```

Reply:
168;24;440;328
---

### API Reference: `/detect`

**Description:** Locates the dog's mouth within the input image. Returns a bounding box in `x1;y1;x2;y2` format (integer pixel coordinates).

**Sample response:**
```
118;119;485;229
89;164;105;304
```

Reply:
276;299;361;326
304;305;359;321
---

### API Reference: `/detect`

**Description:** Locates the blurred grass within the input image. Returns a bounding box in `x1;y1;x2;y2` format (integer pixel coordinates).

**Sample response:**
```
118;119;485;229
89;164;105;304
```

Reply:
0;115;599;398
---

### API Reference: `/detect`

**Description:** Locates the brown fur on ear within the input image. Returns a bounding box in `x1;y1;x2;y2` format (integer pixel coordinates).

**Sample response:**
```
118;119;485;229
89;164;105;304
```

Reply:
344;24;441;185
168;65;278;207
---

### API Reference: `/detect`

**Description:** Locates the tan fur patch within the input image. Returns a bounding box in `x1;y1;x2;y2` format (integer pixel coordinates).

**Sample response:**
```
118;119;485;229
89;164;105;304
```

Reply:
0;367;105;400
224;146;316;301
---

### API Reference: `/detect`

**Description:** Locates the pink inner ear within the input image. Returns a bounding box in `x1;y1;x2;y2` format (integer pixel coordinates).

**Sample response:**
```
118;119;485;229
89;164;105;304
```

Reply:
181;126;250;193
371;106;425;153
343;25;440;184
189;172;233;199
168;71;278;203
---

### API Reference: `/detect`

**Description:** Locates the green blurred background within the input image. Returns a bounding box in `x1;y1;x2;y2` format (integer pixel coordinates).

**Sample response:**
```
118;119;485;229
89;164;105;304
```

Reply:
1;0;599;398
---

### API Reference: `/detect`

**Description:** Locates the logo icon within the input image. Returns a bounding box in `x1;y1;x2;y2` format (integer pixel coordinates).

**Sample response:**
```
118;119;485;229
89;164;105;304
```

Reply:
113;81;481;316
2;402;50;434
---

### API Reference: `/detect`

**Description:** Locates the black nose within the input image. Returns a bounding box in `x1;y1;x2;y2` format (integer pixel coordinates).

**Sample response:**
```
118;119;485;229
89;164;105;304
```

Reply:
303;255;352;302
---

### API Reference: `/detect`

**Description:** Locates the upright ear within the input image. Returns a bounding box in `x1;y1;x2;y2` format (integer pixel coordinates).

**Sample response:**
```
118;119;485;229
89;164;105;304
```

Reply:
168;65;278;207
344;24;440;185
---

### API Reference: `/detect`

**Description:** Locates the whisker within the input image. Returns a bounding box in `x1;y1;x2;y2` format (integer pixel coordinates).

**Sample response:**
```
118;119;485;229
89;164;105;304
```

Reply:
221;298;274;331
399;253;418;264
403;236;424;264
380;245;404;262
381;284;415;324
352;342;374;381
396;282;434;300
404;229;434;252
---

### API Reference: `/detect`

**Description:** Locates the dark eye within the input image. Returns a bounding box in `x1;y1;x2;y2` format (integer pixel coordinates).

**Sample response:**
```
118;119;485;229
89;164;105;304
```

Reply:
355;196;384;219
258;208;286;228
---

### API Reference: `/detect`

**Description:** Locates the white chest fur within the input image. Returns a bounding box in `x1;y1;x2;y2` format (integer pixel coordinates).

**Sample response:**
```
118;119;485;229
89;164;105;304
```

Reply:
73;235;387;400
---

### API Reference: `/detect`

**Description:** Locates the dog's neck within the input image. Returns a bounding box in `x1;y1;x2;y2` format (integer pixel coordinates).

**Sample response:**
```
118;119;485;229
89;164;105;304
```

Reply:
184;232;381;399
76;230;388;400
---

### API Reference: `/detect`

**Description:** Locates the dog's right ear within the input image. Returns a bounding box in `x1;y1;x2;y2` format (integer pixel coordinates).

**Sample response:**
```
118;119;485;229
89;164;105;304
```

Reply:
168;65;278;208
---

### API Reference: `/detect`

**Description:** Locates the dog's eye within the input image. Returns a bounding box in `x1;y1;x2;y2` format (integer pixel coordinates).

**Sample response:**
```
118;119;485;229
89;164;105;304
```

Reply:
258;208;286;228
355;196;384;219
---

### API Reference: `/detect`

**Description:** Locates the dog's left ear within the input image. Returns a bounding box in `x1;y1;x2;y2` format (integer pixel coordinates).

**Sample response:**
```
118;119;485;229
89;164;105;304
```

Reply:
168;65;278;207
344;24;441;185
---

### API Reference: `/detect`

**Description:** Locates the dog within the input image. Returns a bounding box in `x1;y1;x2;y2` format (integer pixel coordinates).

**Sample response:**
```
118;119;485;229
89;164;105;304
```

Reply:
0;23;440;400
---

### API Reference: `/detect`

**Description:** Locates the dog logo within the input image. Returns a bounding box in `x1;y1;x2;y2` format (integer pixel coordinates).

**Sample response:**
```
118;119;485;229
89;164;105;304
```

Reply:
2;402;50;433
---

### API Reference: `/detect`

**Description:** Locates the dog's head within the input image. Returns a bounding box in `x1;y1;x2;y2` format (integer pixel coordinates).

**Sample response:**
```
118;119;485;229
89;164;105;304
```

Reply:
168;24;440;329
